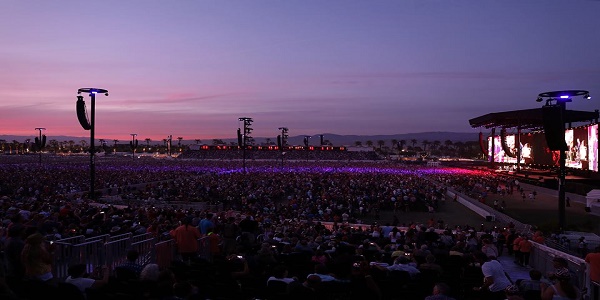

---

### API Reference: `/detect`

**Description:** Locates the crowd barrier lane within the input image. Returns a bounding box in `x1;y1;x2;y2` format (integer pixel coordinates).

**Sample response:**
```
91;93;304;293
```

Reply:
105;237;134;271
53;239;104;280
155;239;176;270
530;241;590;299
131;236;158;266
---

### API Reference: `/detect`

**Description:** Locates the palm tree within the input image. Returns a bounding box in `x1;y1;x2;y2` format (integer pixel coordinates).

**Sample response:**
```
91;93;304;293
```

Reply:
411;139;418;148
12;140;19;154
145;138;151;148
399;140;406;151
195;139;201;145
79;140;88;152
422;140;430;152
177;137;183;147
433;140;441;151
366;140;374;148
0;139;6;153
265;138;272;146
48;139;59;153
377;140;385;149
354;141;362;147
391;139;398;151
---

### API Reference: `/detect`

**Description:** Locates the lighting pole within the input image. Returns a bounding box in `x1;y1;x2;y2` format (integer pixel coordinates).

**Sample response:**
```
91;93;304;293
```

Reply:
536;90;591;231
34;127;46;165
77;88;108;201
130;133;138;159
278;127;288;168
238;117;253;173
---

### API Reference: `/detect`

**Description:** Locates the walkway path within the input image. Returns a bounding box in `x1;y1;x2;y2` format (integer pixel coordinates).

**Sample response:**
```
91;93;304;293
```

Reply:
497;253;531;284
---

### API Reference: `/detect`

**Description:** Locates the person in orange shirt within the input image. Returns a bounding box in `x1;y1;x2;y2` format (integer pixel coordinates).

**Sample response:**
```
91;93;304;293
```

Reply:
170;217;202;263
518;237;533;267
532;230;545;244
585;246;600;297
512;233;523;266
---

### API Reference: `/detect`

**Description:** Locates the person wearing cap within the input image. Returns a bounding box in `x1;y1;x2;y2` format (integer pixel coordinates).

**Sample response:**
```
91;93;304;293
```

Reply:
540;268;579;300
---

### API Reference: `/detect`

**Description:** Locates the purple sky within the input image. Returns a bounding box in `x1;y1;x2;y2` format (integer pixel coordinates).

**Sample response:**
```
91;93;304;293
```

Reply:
1;1;600;141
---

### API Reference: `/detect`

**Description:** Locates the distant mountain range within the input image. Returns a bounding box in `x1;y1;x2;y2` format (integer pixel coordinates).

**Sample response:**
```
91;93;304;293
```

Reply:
0;132;479;147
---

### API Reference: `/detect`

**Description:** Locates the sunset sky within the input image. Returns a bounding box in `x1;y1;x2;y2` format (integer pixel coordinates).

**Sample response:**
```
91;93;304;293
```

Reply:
1;1;600;141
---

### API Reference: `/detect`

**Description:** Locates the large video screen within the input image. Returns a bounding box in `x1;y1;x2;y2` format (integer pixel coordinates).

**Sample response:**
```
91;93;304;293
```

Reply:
589;124;598;172
487;123;599;171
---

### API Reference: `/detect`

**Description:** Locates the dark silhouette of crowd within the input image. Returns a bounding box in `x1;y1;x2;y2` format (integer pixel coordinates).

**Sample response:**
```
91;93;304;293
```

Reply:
0;155;561;300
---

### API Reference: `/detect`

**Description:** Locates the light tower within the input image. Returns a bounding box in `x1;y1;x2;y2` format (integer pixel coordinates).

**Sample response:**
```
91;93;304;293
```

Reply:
238;117;253;172
278;127;289;167
76;88;108;200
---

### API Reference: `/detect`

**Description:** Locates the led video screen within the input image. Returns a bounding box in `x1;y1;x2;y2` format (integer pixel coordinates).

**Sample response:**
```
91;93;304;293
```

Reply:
487;123;599;171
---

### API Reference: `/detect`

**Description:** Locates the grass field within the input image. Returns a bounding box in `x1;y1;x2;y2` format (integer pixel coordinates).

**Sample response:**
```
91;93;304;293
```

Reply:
375;192;600;235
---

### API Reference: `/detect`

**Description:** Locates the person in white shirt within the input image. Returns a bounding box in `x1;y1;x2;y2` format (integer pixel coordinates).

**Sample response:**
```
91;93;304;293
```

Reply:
64;263;109;295
472;252;511;300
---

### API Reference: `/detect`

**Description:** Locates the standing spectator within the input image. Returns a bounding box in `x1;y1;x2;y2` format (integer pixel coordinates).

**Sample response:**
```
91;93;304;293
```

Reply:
513;233;524;266
585;246;600;297
518;237;533;267
221;217;240;255
21;232;55;283
3;225;26;289
472;252;512;300
199;213;215;235
170;217;202;263
496;230;507;257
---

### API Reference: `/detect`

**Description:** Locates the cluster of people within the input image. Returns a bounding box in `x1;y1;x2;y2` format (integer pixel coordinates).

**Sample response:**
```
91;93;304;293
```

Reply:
0;155;598;299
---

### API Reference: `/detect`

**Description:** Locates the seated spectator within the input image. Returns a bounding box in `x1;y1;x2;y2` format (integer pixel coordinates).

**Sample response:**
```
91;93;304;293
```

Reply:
518;269;545;295
419;254;443;276
115;249;144;280
540;268;580;300
288;274;322;300
64;264;109;294
425;282;456;300
382;256;421;279
308;263;337;282
139;263;161;282
267;264;298;284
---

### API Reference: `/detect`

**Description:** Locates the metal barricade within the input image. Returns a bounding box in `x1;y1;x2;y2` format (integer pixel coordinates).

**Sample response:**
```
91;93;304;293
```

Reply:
530;241;590;299
155;239;177;270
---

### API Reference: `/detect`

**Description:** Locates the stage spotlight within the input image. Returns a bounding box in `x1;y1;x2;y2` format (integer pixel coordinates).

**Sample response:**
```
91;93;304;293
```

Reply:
536;97;543;102
584;93;591;100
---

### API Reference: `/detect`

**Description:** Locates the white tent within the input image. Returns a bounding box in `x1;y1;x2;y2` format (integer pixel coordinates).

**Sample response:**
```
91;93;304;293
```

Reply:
585;189;600;209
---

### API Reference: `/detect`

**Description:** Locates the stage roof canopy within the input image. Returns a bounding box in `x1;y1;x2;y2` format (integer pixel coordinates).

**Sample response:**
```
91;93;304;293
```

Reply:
469;108;599;130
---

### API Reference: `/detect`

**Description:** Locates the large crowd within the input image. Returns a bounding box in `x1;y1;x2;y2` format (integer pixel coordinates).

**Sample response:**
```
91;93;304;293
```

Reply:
1;154;598;300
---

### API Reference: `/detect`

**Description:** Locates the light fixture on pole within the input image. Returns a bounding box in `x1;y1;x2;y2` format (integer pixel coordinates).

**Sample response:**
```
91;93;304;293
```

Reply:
536;90;591;231
34;127;46;165
76;88;108;201
130;133;138;159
